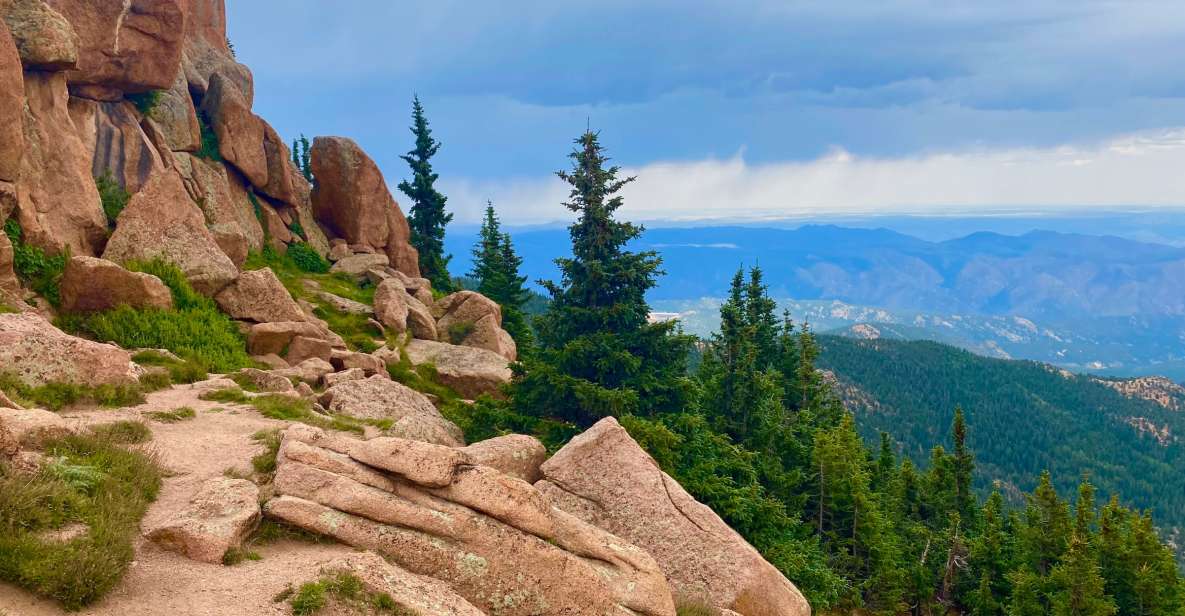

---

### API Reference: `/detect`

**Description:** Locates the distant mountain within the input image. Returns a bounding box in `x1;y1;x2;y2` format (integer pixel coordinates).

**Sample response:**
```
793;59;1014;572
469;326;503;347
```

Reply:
447;224;1185;378
816;335;1185;552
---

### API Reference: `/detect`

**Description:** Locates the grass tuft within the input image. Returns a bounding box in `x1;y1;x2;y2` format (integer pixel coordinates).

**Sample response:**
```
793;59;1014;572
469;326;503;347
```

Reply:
250;429;282;476
146;407;195;423
4;218;66;306
0;433;161;609
289;572;404;615
95;172;129;230
88;421;151;445
0;373;145;411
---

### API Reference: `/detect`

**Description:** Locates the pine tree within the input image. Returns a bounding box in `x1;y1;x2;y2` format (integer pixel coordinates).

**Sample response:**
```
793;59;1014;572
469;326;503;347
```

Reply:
952;407;977;524
744;266;779;368
398;96;454;291
1048;534;1116;616
967;490;1012;615
469;202;533;352
511;130;692;424
1019;471;1072;576
299;135;312;181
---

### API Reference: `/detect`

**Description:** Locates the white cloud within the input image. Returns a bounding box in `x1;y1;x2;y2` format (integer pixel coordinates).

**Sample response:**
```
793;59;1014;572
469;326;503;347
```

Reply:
441;128;1185;225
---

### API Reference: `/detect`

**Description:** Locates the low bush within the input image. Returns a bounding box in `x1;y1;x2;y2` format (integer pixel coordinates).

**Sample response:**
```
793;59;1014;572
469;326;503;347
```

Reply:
0;433;161;609
286;242;329;274
196;110;221;161
125;90;162;117
198;387;250;404
446;321;475;344
59;259;252;372
0;373;145;411
132;350;208;384
289;572;400;616
88;421;151;445
4;218;67;306
94;172;129;229
250;429;282;476
146;407;195;423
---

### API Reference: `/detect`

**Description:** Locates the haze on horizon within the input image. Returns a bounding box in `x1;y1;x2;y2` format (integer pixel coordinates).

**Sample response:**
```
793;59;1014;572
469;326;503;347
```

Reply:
229;1;1185;225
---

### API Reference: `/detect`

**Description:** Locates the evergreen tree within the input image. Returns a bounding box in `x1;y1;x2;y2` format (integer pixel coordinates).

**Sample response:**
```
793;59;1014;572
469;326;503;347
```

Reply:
1048;534;1116;616
299;135;312;181
512;130;692;424
1019;472;1072;576
469;202;533;352
967;490;1012;615
398;96;454;291
952;407;977;524
744;265;779;368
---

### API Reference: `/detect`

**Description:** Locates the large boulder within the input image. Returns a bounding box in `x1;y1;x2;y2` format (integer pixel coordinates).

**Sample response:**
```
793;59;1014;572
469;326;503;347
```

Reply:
256;122;297;206
310;552;484;616
394;339;512;399
0;406;76;447
0;312;140;387
0;22;22;182
15;70;107;256
0;230;18;299
59;256;173;313
265;425;675;616
102;169;238;295
461;434;547;484
69;97;165;195
45;0;184;92
214;267;305;323
329;252;388;278
538;417;811;616
434;290;516;361
0;0;78;70
200;71;266;187
144;476;261;564
309;136;420;277
318;374;463;446
177;0;252;104
374;278;435;340
246;321;326;356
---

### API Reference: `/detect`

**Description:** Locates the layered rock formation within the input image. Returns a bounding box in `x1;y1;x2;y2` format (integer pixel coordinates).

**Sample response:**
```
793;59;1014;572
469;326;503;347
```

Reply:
265;425;676;616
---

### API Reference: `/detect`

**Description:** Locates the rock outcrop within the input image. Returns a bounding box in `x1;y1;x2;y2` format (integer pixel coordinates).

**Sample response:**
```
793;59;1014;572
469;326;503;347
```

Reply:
144;476;261;564
309;552;484;616
265;425;675;616
0;21;22;183
214;267;305;323
461;434;547;483
310;136;419;276
393;339;513;399
1;0;78;71
59;256;173;313
318;375;463;446
537;417;811;616
0;312;141;387
434;291;516;361
102;169;238;295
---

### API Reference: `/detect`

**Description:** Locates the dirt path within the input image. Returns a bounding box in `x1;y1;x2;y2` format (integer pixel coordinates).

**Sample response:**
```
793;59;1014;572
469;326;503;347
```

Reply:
0;378;358;616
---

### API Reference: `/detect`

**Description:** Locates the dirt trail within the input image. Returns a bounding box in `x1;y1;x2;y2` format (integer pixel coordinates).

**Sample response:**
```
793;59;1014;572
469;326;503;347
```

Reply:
0;378;359;616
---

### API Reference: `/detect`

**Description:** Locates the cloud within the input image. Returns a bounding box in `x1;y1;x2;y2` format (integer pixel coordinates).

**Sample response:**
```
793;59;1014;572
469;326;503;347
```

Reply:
440;128;1185;224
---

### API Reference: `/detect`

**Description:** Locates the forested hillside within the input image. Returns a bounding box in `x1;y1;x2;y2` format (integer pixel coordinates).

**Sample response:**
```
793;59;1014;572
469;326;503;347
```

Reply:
818;336;1185;548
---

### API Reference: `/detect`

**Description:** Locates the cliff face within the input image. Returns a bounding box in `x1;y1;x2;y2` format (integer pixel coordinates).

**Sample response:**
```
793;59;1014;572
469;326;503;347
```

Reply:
0;0;418;299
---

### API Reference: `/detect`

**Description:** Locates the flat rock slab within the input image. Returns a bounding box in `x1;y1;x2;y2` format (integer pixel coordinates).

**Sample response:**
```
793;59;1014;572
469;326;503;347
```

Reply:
144;476;261;564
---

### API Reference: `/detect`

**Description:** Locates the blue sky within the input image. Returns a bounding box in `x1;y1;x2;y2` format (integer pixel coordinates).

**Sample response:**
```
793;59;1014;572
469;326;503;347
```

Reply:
228;1;1185;224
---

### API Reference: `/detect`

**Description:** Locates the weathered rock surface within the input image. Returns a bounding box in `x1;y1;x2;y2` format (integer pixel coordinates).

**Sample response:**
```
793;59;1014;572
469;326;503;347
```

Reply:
316;291;369;315
329;349;385;376
0;0;79;70
0;227;22;299
318;375;462;446
103;169;238;295
264;425;675;616
328;252;388;277
178;0;252;104
538;417;811;616
144;476;261;564
69;97;164;194
311;552;484;616
46;0;184;92
16;70;107;256
395;339;513;399
309;136;420;276
200;71;265;187
152;72;200;151
175;153;263;264
0;22;22;182
0;406;75;447
0;312;140;387
462;434;547;483
284;335;332;366
214;267;304;323
374;278;436;340
276;357;333;386
59;256;173;313
246;321;326;356
233;367;293;393
322;367;365;388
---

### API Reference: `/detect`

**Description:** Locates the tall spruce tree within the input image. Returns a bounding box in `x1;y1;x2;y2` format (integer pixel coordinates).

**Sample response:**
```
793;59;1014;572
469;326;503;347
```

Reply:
511;130;691;424
469;202;533;352
398;96;454;291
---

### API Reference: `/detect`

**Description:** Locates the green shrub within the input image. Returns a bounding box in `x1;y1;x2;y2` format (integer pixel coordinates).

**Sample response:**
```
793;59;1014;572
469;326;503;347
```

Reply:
132;351;208;384
125;90;162;117
288;572;400;615
88;421;151;445
221;546;261;566
146;407;195;423
287;220;307;241
4;218;67;306
250;429;282;476
196;110;221;161
94;172;129;229
0;433;161;609
447;321;475;344
60;259;252;372
0;373;144;411
286;242;329;274
198;387;250;404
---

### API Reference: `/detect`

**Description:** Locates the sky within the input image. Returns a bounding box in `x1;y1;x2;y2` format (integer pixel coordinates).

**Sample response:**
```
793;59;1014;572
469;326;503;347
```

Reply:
227;1;1185;225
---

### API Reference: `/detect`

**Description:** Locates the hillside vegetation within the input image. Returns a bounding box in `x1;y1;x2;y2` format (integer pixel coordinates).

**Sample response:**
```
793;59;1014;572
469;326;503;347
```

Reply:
818;336;1185;547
